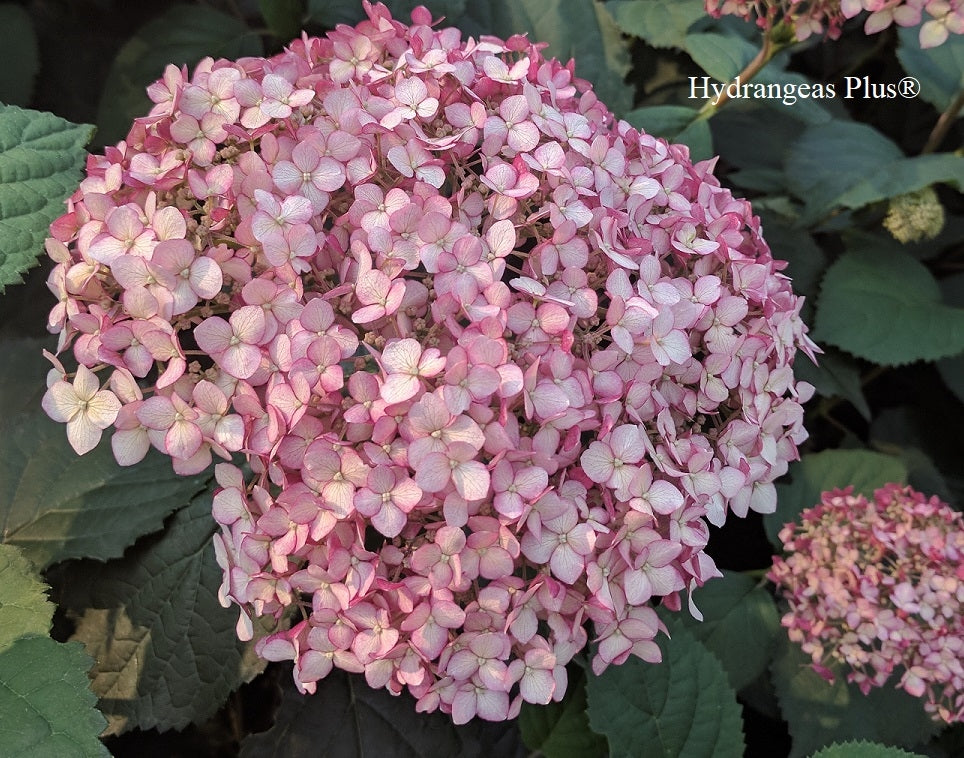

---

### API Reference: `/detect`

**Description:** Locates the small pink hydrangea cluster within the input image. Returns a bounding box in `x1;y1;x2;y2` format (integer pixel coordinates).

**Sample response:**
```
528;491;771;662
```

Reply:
770;484;964;724
41;2;816;722
705;0;963;46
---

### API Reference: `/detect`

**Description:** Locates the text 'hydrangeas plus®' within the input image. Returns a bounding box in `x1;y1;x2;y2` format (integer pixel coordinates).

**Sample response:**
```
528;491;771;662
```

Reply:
41;1;817;722
770;485;964;724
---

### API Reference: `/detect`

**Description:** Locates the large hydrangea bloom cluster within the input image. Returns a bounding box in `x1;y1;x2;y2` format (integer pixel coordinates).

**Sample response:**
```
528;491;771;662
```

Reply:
705;0;964;47
770;485;964;724
41;2;816;722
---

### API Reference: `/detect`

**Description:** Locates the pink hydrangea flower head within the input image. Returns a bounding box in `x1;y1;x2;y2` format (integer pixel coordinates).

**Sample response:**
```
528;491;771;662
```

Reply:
42;1;818;721
770;484;964;724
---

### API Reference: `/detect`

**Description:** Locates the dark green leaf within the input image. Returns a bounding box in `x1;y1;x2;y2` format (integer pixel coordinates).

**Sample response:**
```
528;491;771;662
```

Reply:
96;5;263;146
586;620;744;758
56;488;266;735
519;668;606;758
0;4;39;106
0;636;108;757
810;741;927;758
813;248;964;365
260;0;305;42
771;636;939;758
937;273;964;405
767;450;908;546
605;0;706;50
897;23;964;111
306;0;368;27
460;0;633;117
240;668;525;757
676;571;780;692
786;121;963;223
0;543;53;653
0;105;93;292
684;32;755;81
756;208;827;300
0;338;209;568
793;349;871;420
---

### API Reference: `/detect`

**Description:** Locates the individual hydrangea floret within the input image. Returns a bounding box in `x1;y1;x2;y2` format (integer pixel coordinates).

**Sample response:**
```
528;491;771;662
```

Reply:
770;484;964;724
705;0;964;47
41;1;817;722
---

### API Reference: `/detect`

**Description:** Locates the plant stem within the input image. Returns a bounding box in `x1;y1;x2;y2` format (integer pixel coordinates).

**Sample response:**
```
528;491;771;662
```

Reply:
922;88;964;154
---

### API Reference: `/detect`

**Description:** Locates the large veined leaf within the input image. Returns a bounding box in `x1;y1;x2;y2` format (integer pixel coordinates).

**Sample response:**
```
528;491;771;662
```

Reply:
0;4;39;106
239;669;526;757
897;23;964;111
810;742;926;758
771;636;939;758
459;0;634;117
792;348;871;421
0;105;93;292
55;489;266;735
0;543;53;654
605;0;707;50
813;248;964;365
767;449;909;547
785;121;964;223
96;4;263;146
0;636;108;757
519;668;607;758
936;273;964;405
675;570;780;692
0;338;209;568
586;620;744;758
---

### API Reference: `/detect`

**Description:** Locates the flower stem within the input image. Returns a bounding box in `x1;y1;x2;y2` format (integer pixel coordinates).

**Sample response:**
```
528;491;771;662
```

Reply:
922;88;964;154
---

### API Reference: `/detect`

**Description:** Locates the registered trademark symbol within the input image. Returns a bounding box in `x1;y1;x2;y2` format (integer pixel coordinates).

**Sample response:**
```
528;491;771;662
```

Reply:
899;77;921;98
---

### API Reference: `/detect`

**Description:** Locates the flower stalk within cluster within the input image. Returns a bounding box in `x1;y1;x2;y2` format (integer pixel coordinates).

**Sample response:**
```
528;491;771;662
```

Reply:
42;1;816;722
705;0;964;47
770;484;964;724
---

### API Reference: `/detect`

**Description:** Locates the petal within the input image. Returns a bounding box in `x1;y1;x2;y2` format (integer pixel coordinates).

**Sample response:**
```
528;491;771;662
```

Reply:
66;413;103;455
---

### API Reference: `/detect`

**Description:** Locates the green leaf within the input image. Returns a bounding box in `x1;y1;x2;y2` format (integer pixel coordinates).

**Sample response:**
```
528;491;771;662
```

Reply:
0;338;209;568
0;105;93;292
622;105;713;160
0;4;39;106
771;636;939;758
684;32;755;81
96;5;263;147
461;0;633;117
239;668;524;757
755;208;827;300
55;489;266;735
792;349;871;421
785;121;964;223
897;23;964;111
586;620;744;758
810;741;927;758
519;669;607;758
937;273;964;405
605;0;706;49
676;571;780;692
0;636;108;757
767;450;909;546
260;0;305;42
0;543;53;654
813;247;964;365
